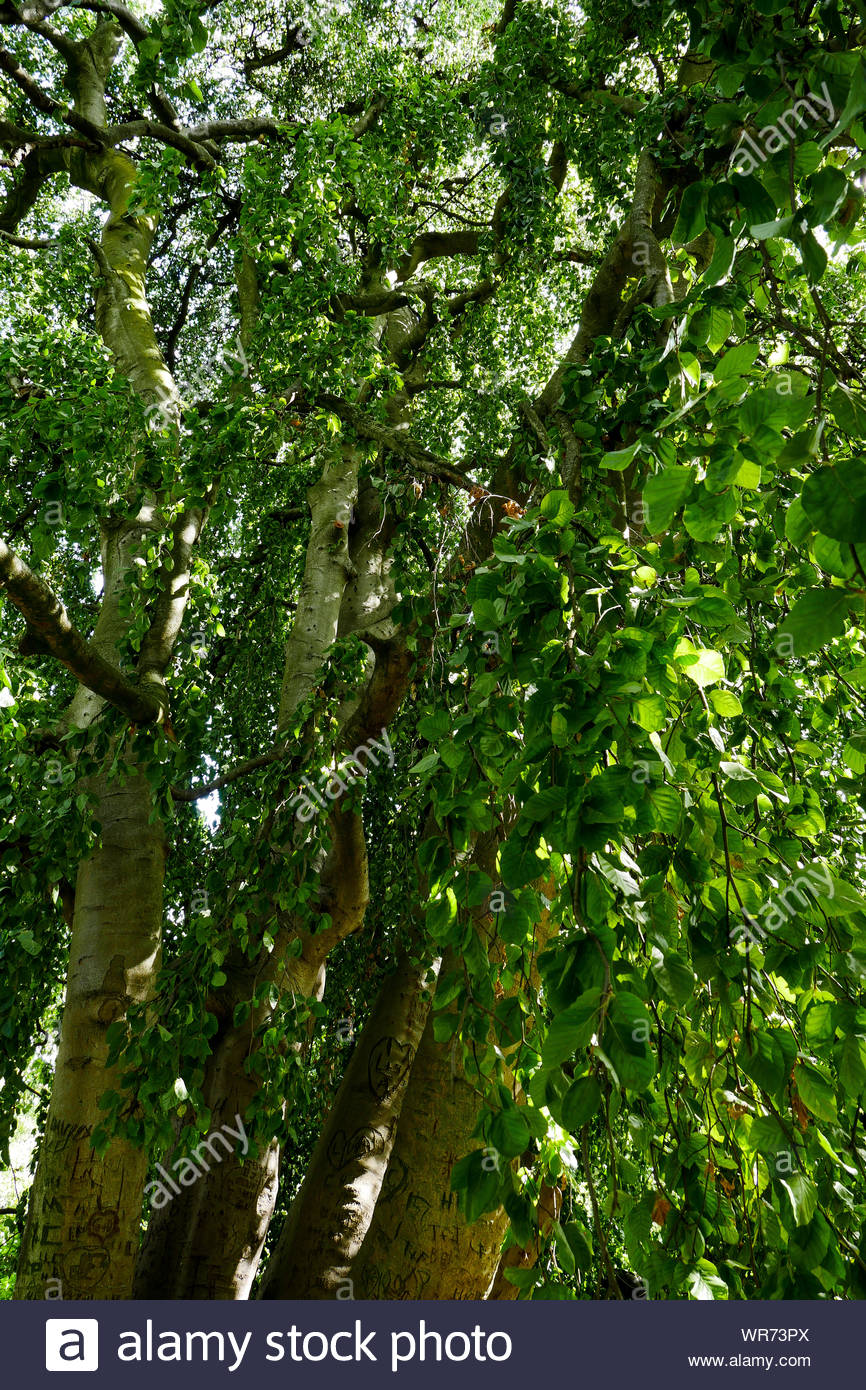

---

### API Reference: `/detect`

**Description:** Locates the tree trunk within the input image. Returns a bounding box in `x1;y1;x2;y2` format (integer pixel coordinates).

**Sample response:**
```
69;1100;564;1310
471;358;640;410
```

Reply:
134;458;410;1299
15;758;165;1298
133;948;326;1299
14;21;194;1298
259;951;437;1298
351;1009;508;1300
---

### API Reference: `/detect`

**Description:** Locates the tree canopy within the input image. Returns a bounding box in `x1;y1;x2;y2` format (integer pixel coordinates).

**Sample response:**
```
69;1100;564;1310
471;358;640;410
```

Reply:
2;0;866;1303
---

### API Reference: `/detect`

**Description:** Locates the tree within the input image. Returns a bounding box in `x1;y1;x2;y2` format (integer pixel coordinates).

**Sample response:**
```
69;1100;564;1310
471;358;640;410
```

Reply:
1;0;866;1303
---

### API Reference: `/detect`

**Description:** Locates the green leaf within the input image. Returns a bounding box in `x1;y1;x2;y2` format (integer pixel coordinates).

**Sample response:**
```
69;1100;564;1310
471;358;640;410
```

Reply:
563;1220;594;1272
673;182;710;242
799;228;828;284
806;166;848;224
785;496;812;543
838;1033;866;1100
540;989;602;1069
539;490;575;525
427;887;458;943
714;342;760;381
822;57;866;143
690;593;736;627
795;1061;837;1123
821;876;866;914
739;387;812;434
687;1264;729;1300
703;235;736;287
633;693;666;731
604;992;655;1092
522;786;567;822
829;385;866;438
801;460;866;541
643;466;695;532
601;441;640;471
451;1150;502;1223
651;948;694;1006
649;784;682;832
776;588;850;656
737;1030;788;1096
673;638;725;687
552;1219;576;1275
683;486;737;542
779;1173;818;1227
803;1000;835;1047
709;688;742;716
488;1106;531;1159
560;1074;602;1131
706;306;733;353
720;759;761;803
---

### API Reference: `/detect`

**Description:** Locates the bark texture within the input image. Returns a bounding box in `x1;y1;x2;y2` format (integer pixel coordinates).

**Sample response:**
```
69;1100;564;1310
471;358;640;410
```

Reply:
15;758;165;1298
351;1009;509;1300
259;952;438;1298
14;20;195;1298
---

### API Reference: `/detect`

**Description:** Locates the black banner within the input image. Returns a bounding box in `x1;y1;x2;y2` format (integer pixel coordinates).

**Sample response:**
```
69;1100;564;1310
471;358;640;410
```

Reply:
5;1298;853;1386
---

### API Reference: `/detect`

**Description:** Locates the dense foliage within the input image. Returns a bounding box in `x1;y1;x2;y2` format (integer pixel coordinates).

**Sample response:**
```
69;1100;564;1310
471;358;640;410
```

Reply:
2;0;866;1301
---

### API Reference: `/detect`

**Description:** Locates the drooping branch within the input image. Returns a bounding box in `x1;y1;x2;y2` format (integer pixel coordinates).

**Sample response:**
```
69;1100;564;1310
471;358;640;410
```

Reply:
0;538;165;724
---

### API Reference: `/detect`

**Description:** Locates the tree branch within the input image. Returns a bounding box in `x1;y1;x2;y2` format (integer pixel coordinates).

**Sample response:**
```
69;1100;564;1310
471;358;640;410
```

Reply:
317;394;477;492
171;742;298;802
0;537;165;724
397;228;480;282
182;116;294;143
104;118;216;167
71;0;147;41
0;227;55;247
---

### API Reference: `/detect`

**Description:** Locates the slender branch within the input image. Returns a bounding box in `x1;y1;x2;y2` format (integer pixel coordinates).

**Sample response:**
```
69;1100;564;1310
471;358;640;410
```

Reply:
171;742;296;802
317;393;477;492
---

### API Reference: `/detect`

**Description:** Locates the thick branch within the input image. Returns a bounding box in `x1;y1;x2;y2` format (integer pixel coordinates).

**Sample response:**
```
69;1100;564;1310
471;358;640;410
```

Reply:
0;146;67;233
71;0;148;41
182;116;294;143
104;118;215;168
397;228;480;282
0;538;165;723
